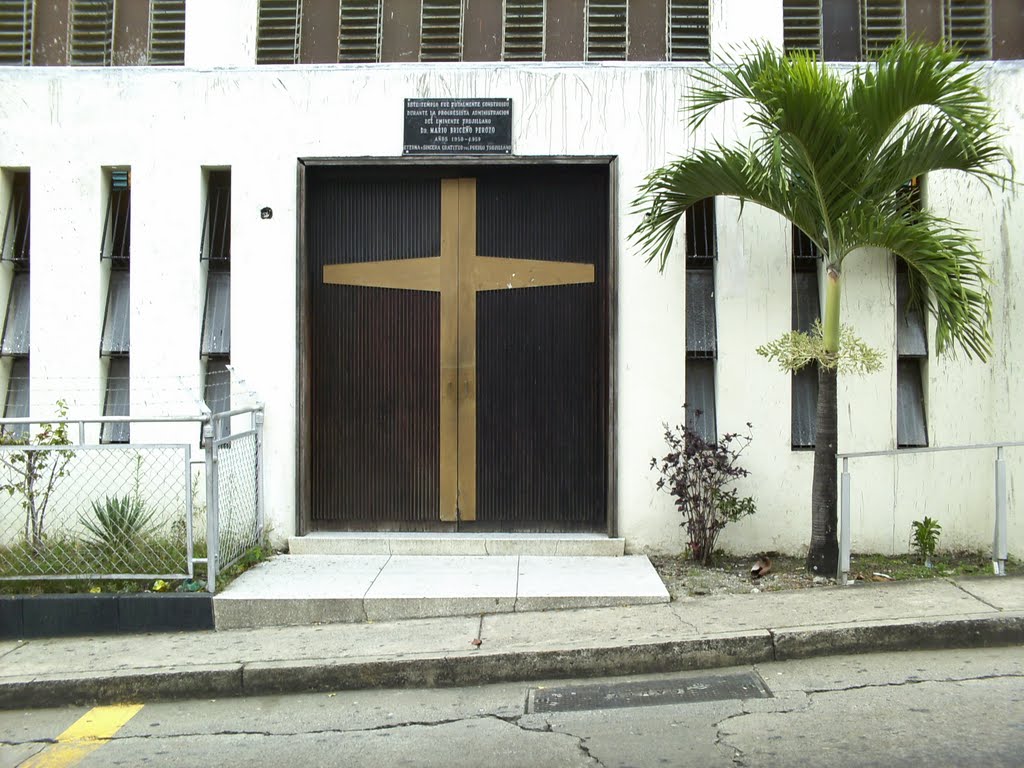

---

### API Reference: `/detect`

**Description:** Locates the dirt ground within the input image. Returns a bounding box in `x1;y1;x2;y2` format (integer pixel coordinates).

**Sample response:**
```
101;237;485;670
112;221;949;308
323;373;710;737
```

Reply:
647;550;1017;601
648;554;822;600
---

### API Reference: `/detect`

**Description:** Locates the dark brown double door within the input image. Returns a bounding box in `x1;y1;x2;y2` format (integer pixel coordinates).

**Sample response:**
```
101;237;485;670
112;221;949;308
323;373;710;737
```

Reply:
304;163;609;531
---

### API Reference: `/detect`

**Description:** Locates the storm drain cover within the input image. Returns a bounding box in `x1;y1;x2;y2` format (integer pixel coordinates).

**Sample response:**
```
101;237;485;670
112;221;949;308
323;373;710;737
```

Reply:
528;671;772;714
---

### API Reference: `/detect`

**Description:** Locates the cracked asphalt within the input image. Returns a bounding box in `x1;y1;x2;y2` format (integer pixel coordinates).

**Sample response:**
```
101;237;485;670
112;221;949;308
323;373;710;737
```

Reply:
2;646;1021;767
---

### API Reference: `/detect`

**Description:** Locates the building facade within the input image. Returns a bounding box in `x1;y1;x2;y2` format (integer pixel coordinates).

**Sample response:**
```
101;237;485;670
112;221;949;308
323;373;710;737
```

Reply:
1;0;1021;556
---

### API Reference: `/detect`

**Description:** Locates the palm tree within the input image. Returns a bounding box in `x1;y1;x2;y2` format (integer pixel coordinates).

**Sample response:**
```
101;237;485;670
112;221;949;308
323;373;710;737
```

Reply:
631;42;1008;575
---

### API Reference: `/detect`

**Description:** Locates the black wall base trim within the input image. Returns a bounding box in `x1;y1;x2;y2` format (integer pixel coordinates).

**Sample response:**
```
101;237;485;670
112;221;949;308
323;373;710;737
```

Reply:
1;593;214;639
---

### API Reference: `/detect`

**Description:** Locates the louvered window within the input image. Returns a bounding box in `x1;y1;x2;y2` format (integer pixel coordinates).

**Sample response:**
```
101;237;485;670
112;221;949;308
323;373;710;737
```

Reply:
257;0;301;64
3;357;28;438
860;0;904;60
783;0;822;56
944;0;990;59
338;0;382;62
896;265;928;447
201;169;230;417
668;0;709;62
201;170;231;264
2;171;29;266
791;227;820;449
0;0;33;65
101;169;130;262
101;357;129;443
685;198;717;442
69;0;114;66
502;0;544;61
149;0;185;65
420;0;462;61
586;0;627;61
2;272;30;357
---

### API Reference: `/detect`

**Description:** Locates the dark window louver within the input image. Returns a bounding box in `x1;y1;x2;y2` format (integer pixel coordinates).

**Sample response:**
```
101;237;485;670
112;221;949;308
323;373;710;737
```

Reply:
502;0;543;61
69;0;114;66
668;0;710;62
944;0;991;59
1;272;29;357
685;197;717;443
100;269;130;356
792;225;820;448
204;358;230;416
101;357;129;444
3;357;29;438
149;0;186;65
2;171;29;265
783;0;822;56
860;0;904;60
101;170;130;262
586;0;627;61
338;0;382;63
201;170;231;264
257;0;301;64
420;0;462;62
0;0;33;65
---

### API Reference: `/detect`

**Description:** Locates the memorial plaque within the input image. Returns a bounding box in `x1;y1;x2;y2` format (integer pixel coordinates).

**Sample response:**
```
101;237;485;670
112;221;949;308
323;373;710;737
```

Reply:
404;98;513;155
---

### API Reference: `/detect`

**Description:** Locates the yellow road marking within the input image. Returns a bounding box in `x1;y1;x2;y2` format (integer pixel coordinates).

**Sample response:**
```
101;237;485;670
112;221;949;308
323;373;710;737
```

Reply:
21;703;144;768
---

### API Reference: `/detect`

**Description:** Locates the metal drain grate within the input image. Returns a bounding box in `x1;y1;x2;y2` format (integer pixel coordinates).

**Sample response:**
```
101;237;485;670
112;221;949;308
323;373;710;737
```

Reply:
529;671;772;714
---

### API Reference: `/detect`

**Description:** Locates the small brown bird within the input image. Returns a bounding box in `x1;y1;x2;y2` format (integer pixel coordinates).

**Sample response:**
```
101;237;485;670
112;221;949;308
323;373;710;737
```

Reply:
750;556;772;580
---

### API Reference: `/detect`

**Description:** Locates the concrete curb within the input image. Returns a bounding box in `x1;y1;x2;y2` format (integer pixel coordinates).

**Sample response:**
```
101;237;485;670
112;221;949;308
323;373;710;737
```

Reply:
3;612;1021;710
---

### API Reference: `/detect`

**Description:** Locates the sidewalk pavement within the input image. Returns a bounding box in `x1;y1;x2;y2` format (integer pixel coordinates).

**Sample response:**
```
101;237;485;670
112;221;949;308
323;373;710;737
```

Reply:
1;575;1021;710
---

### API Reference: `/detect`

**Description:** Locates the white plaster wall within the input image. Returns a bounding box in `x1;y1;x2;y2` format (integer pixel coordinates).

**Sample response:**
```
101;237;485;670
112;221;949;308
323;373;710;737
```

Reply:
1;51;1020;558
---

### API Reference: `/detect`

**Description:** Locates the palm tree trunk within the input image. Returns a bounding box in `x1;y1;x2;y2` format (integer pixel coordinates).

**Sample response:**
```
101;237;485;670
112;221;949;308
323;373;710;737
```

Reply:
807;266;841;575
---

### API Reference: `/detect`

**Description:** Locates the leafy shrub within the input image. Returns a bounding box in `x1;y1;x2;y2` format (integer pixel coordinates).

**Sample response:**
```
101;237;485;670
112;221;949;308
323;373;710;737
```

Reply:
652;412;757;565
81;494;157;552
911;516;942;566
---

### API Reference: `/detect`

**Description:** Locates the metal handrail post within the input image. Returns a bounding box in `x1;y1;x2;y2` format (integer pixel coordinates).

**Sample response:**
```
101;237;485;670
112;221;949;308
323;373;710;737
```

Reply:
204;422;220;593
994;446;1008;576
184;443;194;578
254;409;265;535
839;457;851;585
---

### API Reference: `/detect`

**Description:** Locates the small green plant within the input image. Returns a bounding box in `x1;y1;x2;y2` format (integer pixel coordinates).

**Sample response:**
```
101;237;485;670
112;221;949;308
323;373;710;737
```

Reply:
651;410;757;565
911;516;942;567
0;400;75;553
81;494;157;552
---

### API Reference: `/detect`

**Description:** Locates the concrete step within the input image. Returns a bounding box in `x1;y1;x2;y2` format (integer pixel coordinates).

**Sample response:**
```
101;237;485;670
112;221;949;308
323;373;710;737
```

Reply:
288;532;626;557
213;554;669;629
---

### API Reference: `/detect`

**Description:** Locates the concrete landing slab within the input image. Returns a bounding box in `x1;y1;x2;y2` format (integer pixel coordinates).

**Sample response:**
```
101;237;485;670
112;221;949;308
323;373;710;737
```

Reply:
516;556;670;611
212;553;668;629
288;532;626;557
213;555;388;629
364;556;519;621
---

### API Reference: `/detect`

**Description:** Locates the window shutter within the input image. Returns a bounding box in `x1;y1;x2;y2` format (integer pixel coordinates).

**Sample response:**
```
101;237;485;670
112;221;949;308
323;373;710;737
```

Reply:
1;171;30;264
338;0;382;63
0;0;33;65
69;0;114;66
149;0;185;66
3;357;29;437
502;0;544;61
257;0;301;64
668;0;710;62
944;0;990;59
783;0;822;56
586;0;627;61
1;272;29;356
420;0;463;62
860;0;904;60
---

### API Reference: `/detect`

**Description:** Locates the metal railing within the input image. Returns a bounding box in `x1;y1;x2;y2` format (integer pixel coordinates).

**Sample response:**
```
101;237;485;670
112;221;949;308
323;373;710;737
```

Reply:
0;406;264;592
838;440;1021;583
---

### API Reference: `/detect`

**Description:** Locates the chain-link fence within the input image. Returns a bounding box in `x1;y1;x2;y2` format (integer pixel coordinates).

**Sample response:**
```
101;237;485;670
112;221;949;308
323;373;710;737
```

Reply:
209;417;263;585
0;443;195;579
0;403;264;591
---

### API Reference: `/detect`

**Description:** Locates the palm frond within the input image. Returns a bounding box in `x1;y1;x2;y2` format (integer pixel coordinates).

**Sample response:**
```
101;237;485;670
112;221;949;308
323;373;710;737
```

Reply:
841;207;993;361
630;147;808;270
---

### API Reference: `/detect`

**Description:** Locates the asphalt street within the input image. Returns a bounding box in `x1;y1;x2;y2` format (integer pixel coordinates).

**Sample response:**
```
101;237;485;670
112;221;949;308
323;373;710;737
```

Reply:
2;645;1022;767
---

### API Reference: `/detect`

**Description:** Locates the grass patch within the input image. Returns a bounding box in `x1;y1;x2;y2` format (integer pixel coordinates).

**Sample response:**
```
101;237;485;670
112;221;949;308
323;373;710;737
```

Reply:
0;537;272;594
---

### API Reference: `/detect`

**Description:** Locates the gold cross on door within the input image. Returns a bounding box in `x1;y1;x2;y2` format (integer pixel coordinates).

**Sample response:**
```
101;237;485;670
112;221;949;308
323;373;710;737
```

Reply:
323;177;595;522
